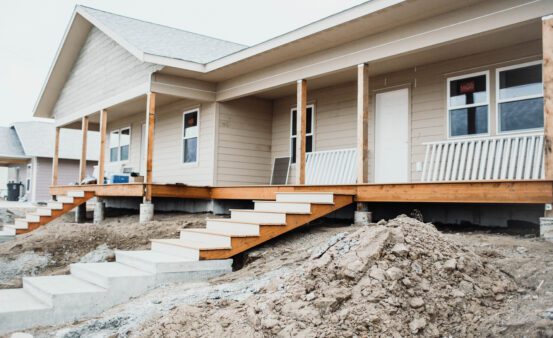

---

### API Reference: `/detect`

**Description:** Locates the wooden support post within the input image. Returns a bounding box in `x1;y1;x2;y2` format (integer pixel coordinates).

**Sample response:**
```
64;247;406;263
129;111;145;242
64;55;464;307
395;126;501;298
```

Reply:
296;79;307;185
543;16;553;217
98;109;107;185
357;63;369;183
145;92;156;201
51;127;60;186
79;116;89;183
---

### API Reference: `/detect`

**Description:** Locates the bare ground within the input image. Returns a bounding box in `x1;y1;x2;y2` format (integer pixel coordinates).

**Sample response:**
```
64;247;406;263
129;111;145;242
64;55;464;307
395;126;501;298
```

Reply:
2;211;553;337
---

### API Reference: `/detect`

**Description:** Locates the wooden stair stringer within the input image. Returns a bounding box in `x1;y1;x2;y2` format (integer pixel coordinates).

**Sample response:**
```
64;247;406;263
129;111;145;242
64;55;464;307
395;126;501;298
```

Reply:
199;194;353;260
16;192;96;234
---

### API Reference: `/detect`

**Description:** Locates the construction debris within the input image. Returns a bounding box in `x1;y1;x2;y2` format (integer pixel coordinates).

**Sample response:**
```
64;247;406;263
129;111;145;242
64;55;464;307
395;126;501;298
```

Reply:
137;216;517;337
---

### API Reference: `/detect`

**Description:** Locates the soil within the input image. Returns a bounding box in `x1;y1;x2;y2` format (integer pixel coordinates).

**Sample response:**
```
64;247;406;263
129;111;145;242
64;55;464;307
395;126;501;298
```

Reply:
0;211;209;289
16;214;552;338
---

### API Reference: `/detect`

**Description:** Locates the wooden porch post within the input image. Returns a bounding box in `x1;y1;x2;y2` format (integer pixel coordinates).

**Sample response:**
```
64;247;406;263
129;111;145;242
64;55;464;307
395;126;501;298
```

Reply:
357;63;369;183
79;116;89;183
544;16;553;180
296;79;307;185
145;92;156;201
98;109;107;185
52;127;60;186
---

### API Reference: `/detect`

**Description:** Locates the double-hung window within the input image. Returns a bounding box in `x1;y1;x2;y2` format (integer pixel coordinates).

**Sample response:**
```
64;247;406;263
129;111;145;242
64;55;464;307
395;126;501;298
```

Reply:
183;109;199;164
109;127;130;162
290;105;314;164
447;71;489;137
497;61;543;133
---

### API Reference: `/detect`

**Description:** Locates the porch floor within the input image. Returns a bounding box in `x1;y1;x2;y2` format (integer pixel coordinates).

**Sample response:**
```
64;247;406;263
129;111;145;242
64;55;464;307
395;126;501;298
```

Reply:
50;180;553;204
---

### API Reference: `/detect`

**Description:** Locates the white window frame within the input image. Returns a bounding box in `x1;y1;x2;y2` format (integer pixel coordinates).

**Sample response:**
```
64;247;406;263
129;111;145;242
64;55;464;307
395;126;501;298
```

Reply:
290;104;315;165
495;60;544;135
181;108;200;167
109;126;131;163
446;70;490;139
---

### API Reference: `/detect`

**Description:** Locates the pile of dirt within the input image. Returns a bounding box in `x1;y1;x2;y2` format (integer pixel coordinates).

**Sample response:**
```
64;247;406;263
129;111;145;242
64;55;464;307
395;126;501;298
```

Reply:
138;216;517;337
0;213;208;288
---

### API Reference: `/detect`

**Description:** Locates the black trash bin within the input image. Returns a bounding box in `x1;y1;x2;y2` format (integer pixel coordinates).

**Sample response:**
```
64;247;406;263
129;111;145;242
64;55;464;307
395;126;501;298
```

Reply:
7;182;22;201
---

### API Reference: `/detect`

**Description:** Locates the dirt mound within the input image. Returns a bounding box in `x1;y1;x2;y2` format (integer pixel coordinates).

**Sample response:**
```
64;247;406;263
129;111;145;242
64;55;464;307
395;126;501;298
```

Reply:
137;216;516;337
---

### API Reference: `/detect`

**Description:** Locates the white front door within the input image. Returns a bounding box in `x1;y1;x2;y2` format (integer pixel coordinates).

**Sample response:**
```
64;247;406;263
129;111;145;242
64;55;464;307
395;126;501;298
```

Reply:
374;88;409;183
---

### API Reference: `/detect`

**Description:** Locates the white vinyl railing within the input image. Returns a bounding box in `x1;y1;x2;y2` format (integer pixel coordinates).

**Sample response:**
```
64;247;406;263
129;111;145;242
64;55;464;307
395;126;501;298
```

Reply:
421;133;544;182
306;148;357;184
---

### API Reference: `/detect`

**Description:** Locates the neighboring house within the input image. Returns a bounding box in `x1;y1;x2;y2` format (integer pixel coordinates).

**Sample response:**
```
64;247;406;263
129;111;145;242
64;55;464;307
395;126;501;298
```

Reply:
0;121;98;203
31;1;553;228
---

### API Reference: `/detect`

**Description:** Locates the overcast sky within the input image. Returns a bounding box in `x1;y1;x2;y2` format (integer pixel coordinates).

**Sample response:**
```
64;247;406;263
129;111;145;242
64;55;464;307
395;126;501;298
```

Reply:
0;0;367;127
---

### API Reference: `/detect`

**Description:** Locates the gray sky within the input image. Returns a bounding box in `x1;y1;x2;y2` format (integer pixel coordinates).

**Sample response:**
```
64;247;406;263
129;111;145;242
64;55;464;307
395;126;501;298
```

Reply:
0;0;367;127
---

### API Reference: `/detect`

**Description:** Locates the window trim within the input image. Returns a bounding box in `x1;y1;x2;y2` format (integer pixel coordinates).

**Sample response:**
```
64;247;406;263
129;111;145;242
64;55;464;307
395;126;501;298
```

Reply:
109;126;131;163
181;107;200;167
290;104;315;165
446;70;490;140
495;60;544;135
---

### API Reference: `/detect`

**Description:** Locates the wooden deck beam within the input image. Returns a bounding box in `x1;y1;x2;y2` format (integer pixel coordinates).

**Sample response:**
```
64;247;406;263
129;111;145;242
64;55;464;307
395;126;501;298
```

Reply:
50;181;553;204
296;79;307;185
357;63;369;183
51;127;60;186
145;92;156;201
544;16;553;180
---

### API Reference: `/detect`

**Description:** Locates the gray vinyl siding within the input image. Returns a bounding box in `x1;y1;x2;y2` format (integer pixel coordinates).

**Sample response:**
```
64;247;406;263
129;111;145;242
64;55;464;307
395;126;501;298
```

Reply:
106;100;216;185
53;27;160;120
33;157;95;202
271;40;541;183
216;97;273;185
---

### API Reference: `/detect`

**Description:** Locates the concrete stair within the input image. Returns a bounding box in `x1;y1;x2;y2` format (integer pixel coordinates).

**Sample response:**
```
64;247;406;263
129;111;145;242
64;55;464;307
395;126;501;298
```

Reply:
2;190;95;235
0;192;352;334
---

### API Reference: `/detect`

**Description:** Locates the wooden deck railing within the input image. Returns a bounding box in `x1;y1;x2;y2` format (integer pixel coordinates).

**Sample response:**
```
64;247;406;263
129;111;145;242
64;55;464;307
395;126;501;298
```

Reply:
422;133;544;182
306;148;357;184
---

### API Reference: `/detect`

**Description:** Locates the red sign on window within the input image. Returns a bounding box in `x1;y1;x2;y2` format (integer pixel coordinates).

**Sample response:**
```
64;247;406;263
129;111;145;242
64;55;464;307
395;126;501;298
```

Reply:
460;80;475;94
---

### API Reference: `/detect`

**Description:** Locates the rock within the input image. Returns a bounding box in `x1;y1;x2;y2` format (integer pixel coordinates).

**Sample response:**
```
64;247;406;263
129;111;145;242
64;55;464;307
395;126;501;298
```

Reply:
385;267;403;281
369;267;386;281
443;259;457;271
391;243;409;256
451;289;465;298
376;219;387;226
409;297;425;308
409;317;427;333
543;307;553;320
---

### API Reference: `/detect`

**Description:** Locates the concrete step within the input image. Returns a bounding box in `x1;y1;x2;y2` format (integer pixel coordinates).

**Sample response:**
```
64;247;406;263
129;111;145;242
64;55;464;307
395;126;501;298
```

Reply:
14;218;29;229
206;219;261;236
0;289;51;334
23;275;106;307
184;227;258;238
150;239;200;260
47;201;64;210
67;191;85;197
36;207;52;216
26;213;41;222
180;229;232;247
275;192;334;204
230;209;286;225
0;225;16;236
117;250;199;273
57;196;74;204
254;201;311;214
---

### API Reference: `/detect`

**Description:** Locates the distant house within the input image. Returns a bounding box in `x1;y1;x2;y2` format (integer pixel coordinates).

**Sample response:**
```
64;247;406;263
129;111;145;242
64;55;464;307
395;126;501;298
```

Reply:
0;121;98;202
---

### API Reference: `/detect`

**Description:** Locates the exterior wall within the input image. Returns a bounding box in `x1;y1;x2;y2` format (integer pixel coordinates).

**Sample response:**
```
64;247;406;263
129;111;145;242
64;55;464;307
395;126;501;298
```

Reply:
33;157;95;202
271;40;542;183
216;97;273;185
53;27;160;121
106;99;216;185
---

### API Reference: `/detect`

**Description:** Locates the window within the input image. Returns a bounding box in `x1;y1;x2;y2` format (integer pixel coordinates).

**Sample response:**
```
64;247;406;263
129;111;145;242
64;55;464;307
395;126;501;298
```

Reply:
290;105;314;163
109;127;130;162
447;72;489;137
183;109;199;164
497;61;543;133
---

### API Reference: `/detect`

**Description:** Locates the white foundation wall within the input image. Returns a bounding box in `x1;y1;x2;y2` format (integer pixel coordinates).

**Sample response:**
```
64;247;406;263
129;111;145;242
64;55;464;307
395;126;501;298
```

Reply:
271;40;542;183
216;97;273;186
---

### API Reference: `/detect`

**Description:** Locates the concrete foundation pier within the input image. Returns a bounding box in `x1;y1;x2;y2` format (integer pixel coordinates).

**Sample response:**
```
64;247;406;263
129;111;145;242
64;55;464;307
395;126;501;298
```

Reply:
93;200;106;224
540;217;553;242
140;202;154;223
354;202;372;226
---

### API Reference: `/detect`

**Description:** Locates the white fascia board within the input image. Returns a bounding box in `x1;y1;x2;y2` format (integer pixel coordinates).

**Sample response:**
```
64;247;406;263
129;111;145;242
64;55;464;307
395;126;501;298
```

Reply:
143;53;205;72
204;0;405;72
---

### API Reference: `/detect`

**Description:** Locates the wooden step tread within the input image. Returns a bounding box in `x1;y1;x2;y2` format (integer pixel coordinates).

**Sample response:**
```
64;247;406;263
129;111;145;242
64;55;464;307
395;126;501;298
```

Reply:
150;238;232;250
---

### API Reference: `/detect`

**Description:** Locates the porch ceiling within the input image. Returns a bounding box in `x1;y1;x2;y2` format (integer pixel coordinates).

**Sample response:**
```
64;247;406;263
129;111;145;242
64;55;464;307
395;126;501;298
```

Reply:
253;19;541;100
